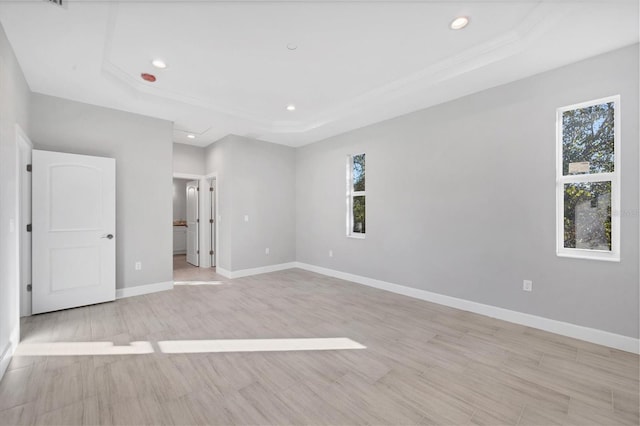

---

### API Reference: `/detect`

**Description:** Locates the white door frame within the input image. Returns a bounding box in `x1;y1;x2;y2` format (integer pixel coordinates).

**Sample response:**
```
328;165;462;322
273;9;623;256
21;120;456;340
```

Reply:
209;177;216;267
16;125;32;317
173;172;218;268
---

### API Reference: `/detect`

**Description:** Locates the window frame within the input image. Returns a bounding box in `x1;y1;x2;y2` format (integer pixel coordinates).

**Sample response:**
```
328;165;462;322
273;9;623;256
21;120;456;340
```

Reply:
556;95;621;262
346;153;366;239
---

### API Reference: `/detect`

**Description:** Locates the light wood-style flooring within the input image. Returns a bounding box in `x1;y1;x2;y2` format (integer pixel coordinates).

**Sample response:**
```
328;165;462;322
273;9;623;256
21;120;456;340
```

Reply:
0;268;638;425
173;254;213;282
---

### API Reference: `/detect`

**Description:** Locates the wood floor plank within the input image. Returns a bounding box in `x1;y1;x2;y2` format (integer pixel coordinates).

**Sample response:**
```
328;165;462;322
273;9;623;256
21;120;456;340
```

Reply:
0;402;36;426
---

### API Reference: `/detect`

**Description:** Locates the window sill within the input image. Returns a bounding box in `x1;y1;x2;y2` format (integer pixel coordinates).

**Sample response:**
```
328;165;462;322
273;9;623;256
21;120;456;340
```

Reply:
557;250;620;262
347;234;366;240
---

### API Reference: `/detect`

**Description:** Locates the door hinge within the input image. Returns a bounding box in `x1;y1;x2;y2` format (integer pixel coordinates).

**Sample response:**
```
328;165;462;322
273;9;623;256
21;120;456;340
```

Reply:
196;218;199;223
26;224;32;232
209;187;214;192
26;164;32;172
209;219;214;223
197;187;200;191
197;250;200;254
209;250;214;255
26;284;32;292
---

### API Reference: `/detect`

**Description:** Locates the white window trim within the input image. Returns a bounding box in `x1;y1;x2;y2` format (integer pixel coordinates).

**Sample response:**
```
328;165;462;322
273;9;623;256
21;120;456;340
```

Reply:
346;153;366;239
556;95;621;262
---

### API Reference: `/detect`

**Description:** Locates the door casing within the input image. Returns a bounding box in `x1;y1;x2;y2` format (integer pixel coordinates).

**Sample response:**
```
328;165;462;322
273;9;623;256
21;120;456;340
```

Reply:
16;125;32;317
173;173;218;269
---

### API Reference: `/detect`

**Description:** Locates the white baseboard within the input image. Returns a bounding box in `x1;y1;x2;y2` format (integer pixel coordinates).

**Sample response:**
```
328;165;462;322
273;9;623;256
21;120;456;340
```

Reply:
221;262;297;279
216;267;232;278
116;281;174;299
0;323;20;382
293;262;640;354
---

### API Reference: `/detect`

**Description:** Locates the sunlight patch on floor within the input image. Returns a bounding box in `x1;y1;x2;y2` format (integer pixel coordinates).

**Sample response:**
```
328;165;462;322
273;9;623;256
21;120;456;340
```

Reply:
14;338;365;356
174;281;223;286
157;338;366;354
15;341;154;356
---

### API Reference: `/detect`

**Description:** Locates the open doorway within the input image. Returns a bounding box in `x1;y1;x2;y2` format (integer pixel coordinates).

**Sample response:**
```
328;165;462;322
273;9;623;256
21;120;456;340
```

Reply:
172;174;218;282
172;178;193;268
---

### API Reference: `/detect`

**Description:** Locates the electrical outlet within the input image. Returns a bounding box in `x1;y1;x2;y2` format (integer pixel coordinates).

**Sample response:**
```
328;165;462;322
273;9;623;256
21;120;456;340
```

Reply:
523;280;532;292
265;247;270;255
135;261;142;271
329;250;333;258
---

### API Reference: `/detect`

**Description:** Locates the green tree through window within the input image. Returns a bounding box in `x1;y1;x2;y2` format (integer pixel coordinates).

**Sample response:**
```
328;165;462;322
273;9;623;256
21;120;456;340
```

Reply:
348;154;366;236
557;96;619;260
562;102;614;175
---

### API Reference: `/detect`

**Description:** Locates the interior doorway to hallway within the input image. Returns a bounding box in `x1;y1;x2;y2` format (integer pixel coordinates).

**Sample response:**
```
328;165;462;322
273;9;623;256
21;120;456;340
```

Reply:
172;173;217;282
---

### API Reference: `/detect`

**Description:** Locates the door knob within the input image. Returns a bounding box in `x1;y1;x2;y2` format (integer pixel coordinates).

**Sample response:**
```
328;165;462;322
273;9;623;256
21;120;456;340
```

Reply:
102;234;114;239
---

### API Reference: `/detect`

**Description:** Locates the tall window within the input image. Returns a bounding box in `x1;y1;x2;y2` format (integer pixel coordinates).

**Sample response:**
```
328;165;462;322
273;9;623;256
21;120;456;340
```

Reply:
556;95;620;261
347;153;366;238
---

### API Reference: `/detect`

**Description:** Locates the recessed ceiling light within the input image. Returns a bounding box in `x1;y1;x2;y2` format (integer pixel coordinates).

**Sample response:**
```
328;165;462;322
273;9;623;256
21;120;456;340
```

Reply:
152;59;167;69
187;134;195;139
286;104;296;111
450;16;469;30
287;43;298;51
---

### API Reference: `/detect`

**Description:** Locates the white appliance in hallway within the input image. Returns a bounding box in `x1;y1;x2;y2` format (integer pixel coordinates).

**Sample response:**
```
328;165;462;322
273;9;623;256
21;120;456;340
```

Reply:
186;180;199;266
32;150;116;314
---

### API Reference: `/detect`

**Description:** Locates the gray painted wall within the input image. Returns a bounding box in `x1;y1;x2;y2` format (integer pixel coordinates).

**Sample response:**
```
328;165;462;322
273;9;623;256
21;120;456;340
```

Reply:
229;136;296;270
205;136;234;270
296;44;639;338
0;22;31;372
205;135;296;271
29;93;174;290
173;143;205;175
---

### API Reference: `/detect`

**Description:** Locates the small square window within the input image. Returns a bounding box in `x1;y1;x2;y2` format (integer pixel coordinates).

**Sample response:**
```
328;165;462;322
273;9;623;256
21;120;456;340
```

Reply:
563;182;612;251
562;102;615;176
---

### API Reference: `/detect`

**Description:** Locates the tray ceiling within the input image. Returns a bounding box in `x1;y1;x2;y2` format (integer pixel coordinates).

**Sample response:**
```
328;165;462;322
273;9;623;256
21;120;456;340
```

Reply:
0;0;637;147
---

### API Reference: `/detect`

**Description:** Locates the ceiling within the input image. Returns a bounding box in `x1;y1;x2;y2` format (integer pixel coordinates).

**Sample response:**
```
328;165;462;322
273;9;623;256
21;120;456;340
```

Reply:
0;0;637;147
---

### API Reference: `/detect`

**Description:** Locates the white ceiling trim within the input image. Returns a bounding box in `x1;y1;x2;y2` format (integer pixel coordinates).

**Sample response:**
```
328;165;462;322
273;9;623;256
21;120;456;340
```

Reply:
98;1;568;137
280;2;573;135
3;0;632;147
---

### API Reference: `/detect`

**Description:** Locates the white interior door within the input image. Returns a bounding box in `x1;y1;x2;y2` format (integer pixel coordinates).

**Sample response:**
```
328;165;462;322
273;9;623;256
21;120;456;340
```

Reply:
32;150;116;314
210;179;216;267
186;181;199;266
